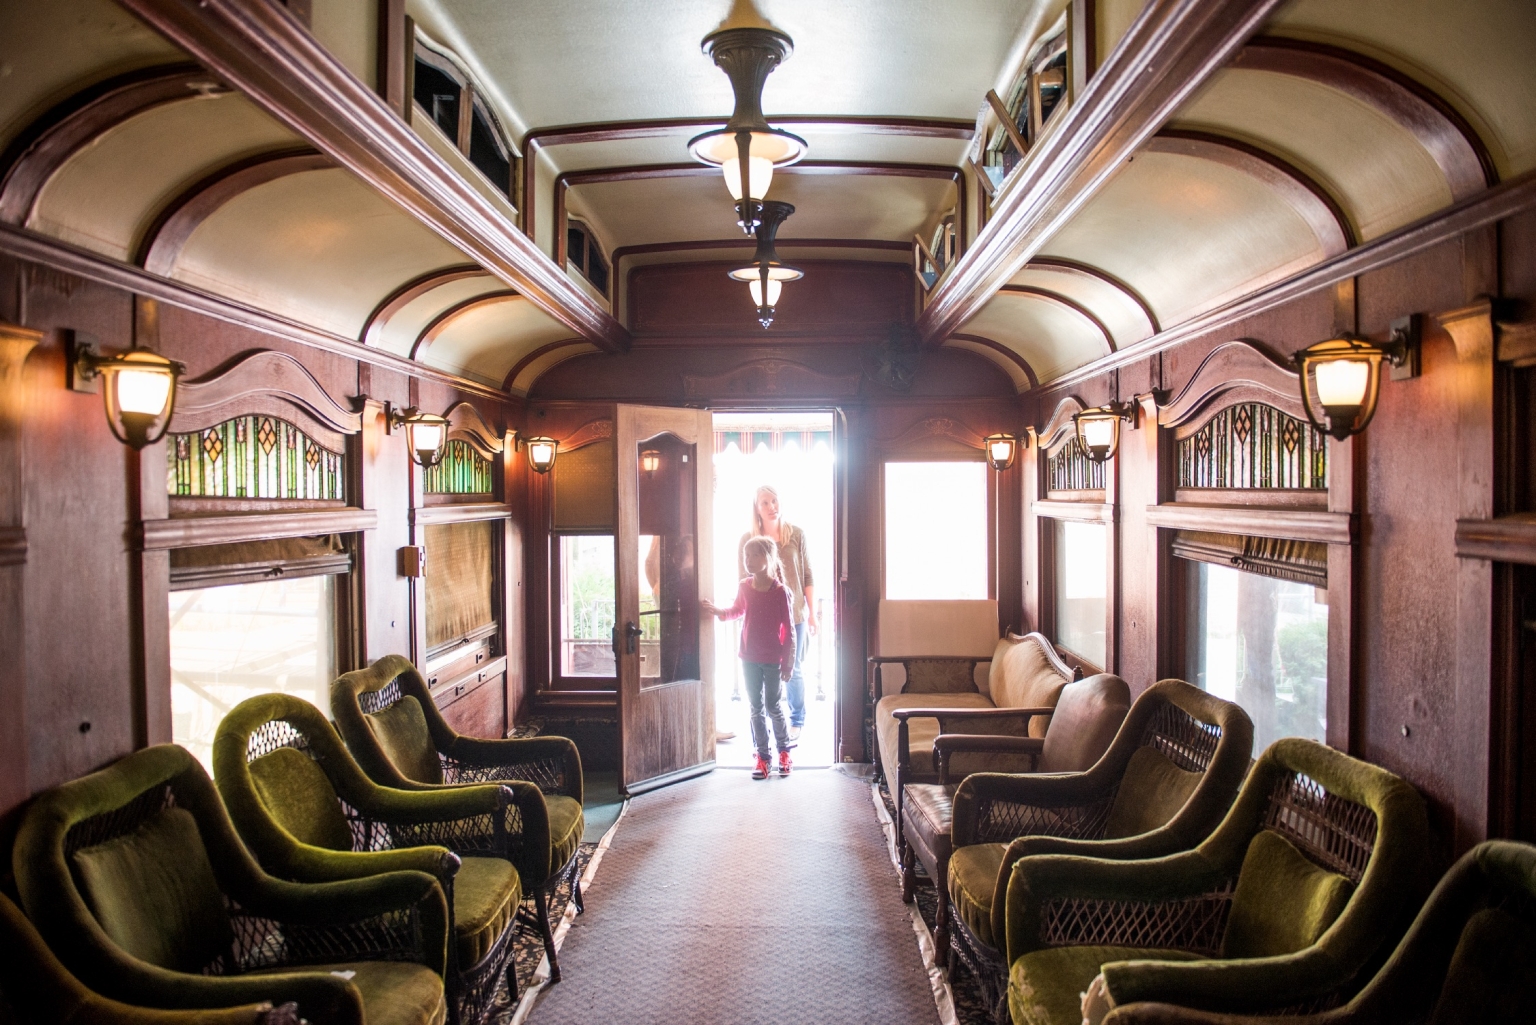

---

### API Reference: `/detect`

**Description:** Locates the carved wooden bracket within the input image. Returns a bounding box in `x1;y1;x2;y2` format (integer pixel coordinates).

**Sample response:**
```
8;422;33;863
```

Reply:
172;349;363;440
682;358;862;400
1039;395;1087;449
560;417;614;452
1157;339;1302;429
442;400;503;459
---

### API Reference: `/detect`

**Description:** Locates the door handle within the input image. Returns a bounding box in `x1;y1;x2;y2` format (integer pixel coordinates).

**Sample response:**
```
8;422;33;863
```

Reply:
625;621;641;654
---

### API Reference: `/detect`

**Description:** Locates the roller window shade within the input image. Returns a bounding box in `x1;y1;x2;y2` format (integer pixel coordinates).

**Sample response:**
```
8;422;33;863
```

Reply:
1171;530;1327;588
170;534;349;590
553;439;614;530
424;520;497;651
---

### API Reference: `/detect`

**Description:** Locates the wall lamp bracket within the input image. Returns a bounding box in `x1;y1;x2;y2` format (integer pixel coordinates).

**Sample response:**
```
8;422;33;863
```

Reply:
385;403;450;468
65;333;185;450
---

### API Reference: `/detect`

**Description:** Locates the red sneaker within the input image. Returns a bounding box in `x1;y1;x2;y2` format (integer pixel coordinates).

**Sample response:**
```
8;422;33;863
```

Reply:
778;750;792;776
752;755;770;780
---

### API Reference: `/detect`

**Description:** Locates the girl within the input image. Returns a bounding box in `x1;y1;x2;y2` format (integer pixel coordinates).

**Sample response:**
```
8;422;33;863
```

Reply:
703;535;797;779
737;485;817;742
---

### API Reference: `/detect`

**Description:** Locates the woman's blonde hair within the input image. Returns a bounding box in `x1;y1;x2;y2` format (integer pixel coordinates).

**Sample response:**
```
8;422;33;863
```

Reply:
750;484;793;538
742;535;785;583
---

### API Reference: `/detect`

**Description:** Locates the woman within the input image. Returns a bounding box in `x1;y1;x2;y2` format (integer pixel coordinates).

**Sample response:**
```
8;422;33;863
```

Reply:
737;485;817;740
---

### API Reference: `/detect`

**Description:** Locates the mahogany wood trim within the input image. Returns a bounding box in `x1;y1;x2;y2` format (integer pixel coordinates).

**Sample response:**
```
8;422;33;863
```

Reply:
1455;514;1536;566
682;358;864;401
0;223;509;400
1024;257;1161;334
1495;319;1536;368
610;238;910;263
915;0;1286;344
409;290;522;359
985;89;1031;162
1033;499;1114;523
0;64;218;226
1149;129;1354;250
138;149;333;274
502;338;590;392
0;323;42;537
141;507;379;549
0;526;24;568
172;348;363;435
376;0;406;116
1234;36;1495;197
359;263;483;346
117;0;627;352
1039;395;1088;447
1157;339;1302;427
560;417;616;452
948;333;1041;390
1044;166;1536;393
1144;501;1353;544
997;284;1117;353
441;400;504;457
411;501;513;526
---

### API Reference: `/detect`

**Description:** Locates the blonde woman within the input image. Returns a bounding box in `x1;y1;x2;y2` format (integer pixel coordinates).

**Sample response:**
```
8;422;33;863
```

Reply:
737;486;817;741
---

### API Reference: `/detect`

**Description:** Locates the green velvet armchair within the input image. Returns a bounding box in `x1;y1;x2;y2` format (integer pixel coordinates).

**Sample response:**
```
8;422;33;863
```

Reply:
12;744;451;1025
940;679;1253;1024
331;655;585;981
0;891;300;1025
1096;839;1536;1024
1004;738;1432;1025
214;693;529;1024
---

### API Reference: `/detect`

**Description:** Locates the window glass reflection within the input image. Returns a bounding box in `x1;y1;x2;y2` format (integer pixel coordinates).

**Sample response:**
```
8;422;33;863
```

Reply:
559;535;615;677
637;436;700;684
1053;519;1107;667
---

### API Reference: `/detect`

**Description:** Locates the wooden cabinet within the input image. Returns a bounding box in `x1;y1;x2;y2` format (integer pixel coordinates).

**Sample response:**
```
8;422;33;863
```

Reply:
430;647;508;739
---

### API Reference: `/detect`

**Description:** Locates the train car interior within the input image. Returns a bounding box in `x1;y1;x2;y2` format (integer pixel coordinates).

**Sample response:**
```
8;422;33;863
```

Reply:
1;1;1534;1023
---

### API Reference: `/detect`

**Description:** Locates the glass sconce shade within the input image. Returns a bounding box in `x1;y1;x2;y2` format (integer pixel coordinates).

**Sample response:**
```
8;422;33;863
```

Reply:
1294;335;1399;441
640;449;661;475
984;433;1018;471
79;347;185;450
728;200;801;329
722;154;775;201
747;276;782;307
525;437;558;474
1072;403;1134;463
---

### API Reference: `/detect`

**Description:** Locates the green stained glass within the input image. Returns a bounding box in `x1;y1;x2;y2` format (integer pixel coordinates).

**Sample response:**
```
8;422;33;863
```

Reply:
424;439;493;495
1177;402;1326;490
1046;436;1105;492
168;415;344;500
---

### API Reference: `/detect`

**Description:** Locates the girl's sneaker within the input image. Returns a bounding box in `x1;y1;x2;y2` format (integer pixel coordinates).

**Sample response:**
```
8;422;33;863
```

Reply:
778;750;792;776
752;755;770;780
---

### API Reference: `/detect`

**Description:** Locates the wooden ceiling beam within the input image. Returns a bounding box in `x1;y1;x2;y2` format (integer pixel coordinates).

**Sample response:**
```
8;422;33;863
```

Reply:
116;0;628;354
359;264;485;347
914;0;1286;346
503;338;592;393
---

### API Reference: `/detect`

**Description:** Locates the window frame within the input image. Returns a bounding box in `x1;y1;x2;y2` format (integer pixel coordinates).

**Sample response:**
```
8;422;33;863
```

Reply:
409;33;516;200
547;529;618;693
878;443;995;605
565;219;610;297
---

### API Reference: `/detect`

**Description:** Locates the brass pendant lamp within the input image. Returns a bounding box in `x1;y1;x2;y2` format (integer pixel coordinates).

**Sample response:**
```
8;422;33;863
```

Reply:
729;200;803;328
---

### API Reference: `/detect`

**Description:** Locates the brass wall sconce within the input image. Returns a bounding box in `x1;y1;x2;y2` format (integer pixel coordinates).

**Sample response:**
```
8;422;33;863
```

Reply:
1072;401;1135;463
522;436;558;474
640;448;662;475
1294;316;1420;440
67;338;185;450
386;405;450;467
983;433;1018;471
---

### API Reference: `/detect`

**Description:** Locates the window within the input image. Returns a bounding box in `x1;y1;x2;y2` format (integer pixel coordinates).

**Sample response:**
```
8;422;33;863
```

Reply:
983;29;1068;190
1188;561;1328;750
412;40;513;199
558;535;615;677
170;575;337;770
884;461;988;600
567;221;609;296
423;520;498;661
1053;519;1107;667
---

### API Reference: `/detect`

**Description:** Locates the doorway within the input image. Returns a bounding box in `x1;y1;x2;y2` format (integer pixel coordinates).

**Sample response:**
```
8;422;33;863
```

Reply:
710;411;837;768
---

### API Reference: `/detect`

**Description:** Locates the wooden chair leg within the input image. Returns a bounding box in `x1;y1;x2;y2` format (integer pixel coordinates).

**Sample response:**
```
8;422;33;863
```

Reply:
534;889;561;984
505;954;519;1004
901;841;916;902
934;855;950;971
572;872;584;914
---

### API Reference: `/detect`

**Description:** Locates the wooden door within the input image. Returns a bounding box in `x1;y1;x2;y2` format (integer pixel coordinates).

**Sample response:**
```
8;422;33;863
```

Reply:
615;405;715;793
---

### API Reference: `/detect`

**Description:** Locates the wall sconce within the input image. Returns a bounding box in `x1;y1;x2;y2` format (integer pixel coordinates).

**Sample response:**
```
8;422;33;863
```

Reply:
1294;318;1419;441
728;200;802;328
983;433;1018;471
523;436;558;474
640;449;661;475
68;339;185;450
386;405;450;467
688;23;807;234
1072;402;1135;463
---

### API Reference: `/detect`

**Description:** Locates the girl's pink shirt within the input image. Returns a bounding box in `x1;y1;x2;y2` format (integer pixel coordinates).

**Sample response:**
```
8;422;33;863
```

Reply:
717;578;796;667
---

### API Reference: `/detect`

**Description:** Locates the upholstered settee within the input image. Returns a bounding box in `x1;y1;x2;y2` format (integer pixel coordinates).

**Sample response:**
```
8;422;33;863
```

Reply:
1005;738;1432;1025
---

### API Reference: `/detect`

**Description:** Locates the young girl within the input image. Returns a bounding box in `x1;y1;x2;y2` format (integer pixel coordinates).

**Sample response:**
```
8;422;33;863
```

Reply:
702;535;797;779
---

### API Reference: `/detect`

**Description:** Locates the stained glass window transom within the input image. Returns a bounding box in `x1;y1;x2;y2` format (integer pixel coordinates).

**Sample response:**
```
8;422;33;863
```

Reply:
169;416;344;500
1047;436;1105;492
424;439;493;495
1177;403;1325;490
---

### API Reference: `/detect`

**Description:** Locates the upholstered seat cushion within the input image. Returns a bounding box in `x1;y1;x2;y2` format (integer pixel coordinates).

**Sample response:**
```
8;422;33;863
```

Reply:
546;795;585;878
1009;945;1200;1025
453;856;520;967
875;692;996;785
254;961;446;1025
366;697;445;785
903;783;957;859
948;842;1006;950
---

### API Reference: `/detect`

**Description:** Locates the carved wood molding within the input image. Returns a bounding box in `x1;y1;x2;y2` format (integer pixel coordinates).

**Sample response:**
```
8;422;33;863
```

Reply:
411;501;513;526
559;418;614;452
172;349;362;436
441;400;503;458
140;507;378;549
1496;319;1536;368
359;263;483;347
137;149;333;273
1039;395;1087;448
681;358;863;400
0;64;220;226
916;0;1286;343
1033;499;1115;523
885;413;986;451
0;323;42;543
116;0;627;352
410;290;521;359
1455;514;1536;565
1145;501;1354;544
1437;300;1494;361
1158;339;1302;428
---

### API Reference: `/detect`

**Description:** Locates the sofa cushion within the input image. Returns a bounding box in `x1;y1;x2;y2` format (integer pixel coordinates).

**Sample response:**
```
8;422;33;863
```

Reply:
987;635;1071;738
453;856;521;967
1101;746;1204;840
71;807;233;974
874;692;997;784
248;746;354;852
366;696;444;785
1036;675;1132;774
1222;829;1355;959
1010;945;1200;1025
949;842;1007;951
903;783;957;862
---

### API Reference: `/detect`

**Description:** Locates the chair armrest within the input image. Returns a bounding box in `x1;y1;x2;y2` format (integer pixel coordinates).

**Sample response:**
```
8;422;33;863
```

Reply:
81;965;365;1025
951;768;1117;845
71;999;307;1025
440;735;584;803
1104;1005;1342;1025
1101;950;1368;1017
933;735;1042;782
891;706;1052;721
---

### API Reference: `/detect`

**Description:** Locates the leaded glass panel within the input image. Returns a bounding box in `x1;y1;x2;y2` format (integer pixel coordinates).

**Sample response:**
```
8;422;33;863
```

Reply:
169;416;344;500
1177;402;1325;490
424;439;493;495
1047;437;1105;492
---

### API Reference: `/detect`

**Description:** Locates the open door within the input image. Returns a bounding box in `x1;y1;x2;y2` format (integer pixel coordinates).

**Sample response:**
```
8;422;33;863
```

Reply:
615;405;715;794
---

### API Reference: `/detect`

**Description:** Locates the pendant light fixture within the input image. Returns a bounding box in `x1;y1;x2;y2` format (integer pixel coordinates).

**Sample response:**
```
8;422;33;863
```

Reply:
688;14;807;235
728;200;802;328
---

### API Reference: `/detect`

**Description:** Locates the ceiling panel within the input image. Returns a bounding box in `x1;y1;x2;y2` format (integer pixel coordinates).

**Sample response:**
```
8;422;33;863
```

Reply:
420;294;578;386
1007;263;1156;349
372;272;504;357
956;290;1109;384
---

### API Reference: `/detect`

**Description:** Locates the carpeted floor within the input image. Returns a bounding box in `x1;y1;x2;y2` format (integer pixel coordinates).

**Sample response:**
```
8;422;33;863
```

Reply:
526;768;940;1025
